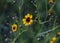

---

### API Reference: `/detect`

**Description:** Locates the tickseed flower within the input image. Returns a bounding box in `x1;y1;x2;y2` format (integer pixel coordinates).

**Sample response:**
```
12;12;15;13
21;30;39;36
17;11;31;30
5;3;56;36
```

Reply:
49;0;53;4
52;36;56;41
57;32;60;36
12;24;17;32
50;40;54;43
22;13;33;26
50;36;56;43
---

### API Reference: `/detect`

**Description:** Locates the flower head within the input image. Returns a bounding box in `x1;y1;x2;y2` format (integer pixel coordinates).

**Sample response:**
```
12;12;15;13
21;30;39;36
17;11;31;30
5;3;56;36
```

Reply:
49;0;53;4
50;36;56;43
52;36;56;41
50;40;54;43
22;13;33;26
12;24;17;32
57;32;60;36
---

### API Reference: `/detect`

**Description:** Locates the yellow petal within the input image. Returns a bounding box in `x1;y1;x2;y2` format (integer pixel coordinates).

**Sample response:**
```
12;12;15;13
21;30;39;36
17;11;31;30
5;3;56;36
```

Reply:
49;0;53;4
22;18;26;22
28;22;31;25
57;32;60;36
52;36;56;41
22;19;26;24
25;13;32;18
25;23;29;26
30;19;33;23
12;24;17;28
30;15;32;18
27;13;30;17
23;21;26;24
25;15;28;18
50;40;54;43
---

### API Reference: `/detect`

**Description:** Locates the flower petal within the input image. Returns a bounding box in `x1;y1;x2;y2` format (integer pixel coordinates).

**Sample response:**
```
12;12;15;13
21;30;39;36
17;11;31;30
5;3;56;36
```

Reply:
50;40;54;43
27;13;30;17
57;32;60;36
30;19;33;23
30;15;32;18
25;23;29;26
52;36;56;41
22;19;26;22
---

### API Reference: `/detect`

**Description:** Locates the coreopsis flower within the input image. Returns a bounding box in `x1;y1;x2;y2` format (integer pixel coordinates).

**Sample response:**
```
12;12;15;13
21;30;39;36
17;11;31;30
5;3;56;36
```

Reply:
50;40;54;43
57;32;60;36
52;36;56;41
56;32;60;37
50;36;56;43
12;24;17;32
49;0;53;4
22;13;33;26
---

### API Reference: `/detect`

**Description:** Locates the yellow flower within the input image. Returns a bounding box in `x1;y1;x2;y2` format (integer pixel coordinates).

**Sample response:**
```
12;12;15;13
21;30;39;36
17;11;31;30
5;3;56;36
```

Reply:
52;36;56;42
22;13;33;26
50;40;54;43
49;0;53;4
50;36;56;43
57;32;60;36
12;24;17;32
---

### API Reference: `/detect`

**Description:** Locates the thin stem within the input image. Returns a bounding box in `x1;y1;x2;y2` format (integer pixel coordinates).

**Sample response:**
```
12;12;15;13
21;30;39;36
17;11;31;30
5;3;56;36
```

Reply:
12;30;27;43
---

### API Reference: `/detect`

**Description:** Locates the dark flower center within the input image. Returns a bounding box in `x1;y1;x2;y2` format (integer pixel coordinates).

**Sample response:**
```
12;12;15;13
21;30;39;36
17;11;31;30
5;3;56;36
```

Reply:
13;27;16;30
26;17;30;22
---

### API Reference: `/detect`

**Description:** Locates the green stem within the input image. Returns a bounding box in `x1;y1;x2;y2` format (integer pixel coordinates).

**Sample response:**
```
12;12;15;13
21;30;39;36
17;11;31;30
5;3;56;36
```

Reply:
12;30;27;43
